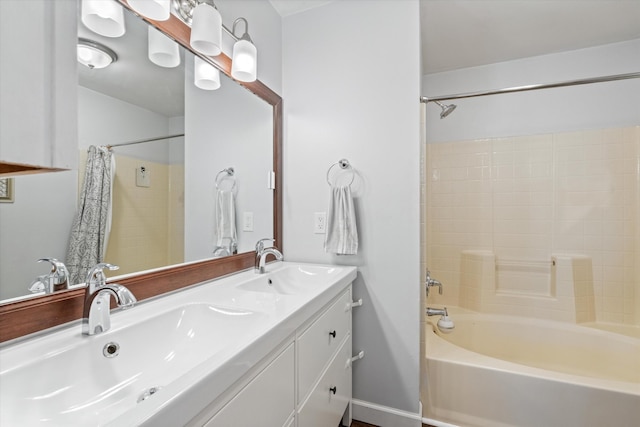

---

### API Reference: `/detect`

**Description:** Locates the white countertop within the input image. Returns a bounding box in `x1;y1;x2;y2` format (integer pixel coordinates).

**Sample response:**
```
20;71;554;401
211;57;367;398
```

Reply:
0;261;357;427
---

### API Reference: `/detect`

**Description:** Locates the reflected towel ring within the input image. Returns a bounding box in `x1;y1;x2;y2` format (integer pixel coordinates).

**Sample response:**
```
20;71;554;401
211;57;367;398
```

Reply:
215;167;236;191
326;158;355;187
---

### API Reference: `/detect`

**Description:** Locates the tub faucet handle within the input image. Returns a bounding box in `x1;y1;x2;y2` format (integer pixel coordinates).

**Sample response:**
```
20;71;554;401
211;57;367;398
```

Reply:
426;270;443;297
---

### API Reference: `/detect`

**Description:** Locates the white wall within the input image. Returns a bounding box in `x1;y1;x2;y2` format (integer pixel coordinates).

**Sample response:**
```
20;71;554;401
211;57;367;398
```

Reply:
423;39;640;143
282;0;422;416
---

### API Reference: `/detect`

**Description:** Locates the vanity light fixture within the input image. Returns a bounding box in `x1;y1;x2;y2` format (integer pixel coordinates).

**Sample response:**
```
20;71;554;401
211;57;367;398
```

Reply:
81;0;126;38
128;0;171;21
230;18;257;82
77;38;118;69
194;56;221;90
169;0;258;82
148;26;181;68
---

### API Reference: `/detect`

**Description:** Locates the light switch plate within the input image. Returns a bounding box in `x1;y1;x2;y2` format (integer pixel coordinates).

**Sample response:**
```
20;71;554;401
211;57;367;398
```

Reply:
243;212;254;232
136;166;150;187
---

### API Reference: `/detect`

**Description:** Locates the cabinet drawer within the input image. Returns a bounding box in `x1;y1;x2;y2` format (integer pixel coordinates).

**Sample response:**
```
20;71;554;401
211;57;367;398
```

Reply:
204;343;294;427
297;289;351;401
297;337;352;427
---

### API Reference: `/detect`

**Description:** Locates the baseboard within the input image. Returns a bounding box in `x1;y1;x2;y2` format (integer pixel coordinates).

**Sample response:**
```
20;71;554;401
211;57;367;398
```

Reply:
351;399;422;427
421;417;460;427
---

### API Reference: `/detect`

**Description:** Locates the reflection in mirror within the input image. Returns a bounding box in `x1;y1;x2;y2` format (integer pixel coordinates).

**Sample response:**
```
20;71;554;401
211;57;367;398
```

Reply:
0;1;273;302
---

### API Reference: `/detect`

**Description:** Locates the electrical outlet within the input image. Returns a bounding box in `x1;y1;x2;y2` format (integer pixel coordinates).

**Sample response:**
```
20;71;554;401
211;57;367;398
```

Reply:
314;212;327;234
243;212;254;232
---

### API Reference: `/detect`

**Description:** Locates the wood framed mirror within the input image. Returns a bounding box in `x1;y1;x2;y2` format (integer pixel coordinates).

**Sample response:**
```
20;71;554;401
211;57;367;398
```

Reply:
0;0;282;343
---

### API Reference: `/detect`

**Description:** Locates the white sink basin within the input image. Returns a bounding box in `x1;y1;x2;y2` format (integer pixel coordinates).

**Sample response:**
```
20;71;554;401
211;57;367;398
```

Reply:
0;303;267;426
238;264;342;295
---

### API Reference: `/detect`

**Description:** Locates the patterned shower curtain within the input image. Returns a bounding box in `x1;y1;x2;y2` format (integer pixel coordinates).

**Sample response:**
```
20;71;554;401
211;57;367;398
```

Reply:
66;145;115;284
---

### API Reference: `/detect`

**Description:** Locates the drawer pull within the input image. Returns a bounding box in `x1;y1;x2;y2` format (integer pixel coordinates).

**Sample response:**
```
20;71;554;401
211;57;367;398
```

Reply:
329;386;337;395
329;330;336;338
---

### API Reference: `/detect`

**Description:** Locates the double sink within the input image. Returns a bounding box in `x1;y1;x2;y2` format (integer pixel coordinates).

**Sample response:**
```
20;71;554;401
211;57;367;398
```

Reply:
0;262;356;426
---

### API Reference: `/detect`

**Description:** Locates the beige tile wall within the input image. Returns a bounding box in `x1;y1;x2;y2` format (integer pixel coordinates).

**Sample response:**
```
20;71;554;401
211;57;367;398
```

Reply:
424;126;639;325
103;155;184;276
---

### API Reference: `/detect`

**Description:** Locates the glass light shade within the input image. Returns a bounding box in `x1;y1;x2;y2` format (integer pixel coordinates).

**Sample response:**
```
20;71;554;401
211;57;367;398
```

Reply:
194;57;221;90
231;39;257;82
190;3;222;56
148;27;180;68
128;0;171;21
81;0;125;38
77;45;115;69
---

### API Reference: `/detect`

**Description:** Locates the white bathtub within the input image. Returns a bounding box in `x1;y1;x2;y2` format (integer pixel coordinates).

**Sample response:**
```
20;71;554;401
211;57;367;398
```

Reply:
423;307;640;427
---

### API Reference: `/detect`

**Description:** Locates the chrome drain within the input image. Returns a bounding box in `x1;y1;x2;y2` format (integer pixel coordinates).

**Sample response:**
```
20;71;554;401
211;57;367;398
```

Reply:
102;342;120;358
137;386;162;403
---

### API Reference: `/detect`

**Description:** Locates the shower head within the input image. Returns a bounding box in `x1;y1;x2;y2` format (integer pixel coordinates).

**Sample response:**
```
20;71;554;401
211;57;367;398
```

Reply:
434;100;457;119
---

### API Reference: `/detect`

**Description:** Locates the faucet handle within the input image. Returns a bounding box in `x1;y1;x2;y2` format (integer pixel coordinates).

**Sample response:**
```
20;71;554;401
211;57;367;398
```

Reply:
425;270;443;297
28;276;48;293
85;263;119;289
255;238;275;253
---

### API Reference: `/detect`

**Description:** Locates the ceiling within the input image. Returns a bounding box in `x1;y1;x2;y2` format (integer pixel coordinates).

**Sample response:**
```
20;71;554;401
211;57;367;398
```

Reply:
270;0;640;74
268;0;334;16
421;0;640;74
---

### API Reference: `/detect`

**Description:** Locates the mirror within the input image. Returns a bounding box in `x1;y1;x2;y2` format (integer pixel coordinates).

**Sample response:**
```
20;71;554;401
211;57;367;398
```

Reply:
0;0;277;303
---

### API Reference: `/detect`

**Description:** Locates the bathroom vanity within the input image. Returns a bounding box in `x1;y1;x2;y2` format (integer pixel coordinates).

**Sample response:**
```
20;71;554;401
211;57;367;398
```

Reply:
0;262;357;427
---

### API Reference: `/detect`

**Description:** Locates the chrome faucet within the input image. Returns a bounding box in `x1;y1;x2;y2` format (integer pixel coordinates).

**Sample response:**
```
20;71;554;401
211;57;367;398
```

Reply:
426;307;448;317
254;238;283;274
82;263;137;336
28;258;69;294
425;270;442;297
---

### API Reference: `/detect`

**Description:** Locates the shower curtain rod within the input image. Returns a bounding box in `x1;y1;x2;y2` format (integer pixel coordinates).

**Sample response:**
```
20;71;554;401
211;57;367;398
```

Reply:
420;71;640;103
106;133;185;149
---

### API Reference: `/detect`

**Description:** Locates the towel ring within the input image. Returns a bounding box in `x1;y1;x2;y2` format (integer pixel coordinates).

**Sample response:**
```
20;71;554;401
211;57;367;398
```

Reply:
326;159;355;187
215;167;236;191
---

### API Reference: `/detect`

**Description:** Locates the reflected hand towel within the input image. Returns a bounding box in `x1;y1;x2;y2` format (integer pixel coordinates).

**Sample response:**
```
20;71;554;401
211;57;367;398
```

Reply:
324;185;358;255
215;189;237;247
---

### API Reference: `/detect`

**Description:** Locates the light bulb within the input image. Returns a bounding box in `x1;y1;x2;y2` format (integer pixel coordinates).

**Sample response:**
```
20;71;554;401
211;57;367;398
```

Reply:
231;39;257;82
194;57;221;90
148;27;180;68
128;0;171;21
190;3;222;56
81;0;125;38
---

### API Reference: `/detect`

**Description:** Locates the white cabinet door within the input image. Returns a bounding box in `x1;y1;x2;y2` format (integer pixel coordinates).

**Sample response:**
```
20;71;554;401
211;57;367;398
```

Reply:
298;337;352;427
204;343;295;427
0;0;77;173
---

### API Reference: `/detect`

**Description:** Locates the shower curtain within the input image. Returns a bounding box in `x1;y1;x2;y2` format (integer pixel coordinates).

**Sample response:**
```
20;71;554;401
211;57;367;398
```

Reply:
66;145;115;284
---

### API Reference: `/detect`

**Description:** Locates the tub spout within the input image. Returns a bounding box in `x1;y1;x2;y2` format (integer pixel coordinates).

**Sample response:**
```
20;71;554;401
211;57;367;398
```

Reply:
426;307;448;317
427;306;455;333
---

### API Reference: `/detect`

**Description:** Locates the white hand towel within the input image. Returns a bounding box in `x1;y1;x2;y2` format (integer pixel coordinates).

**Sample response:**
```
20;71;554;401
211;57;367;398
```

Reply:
324;185;358;255
215;189;237;249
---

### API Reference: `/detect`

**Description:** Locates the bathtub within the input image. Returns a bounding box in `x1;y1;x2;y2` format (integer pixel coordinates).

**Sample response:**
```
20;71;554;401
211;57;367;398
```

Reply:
423;307;640;427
